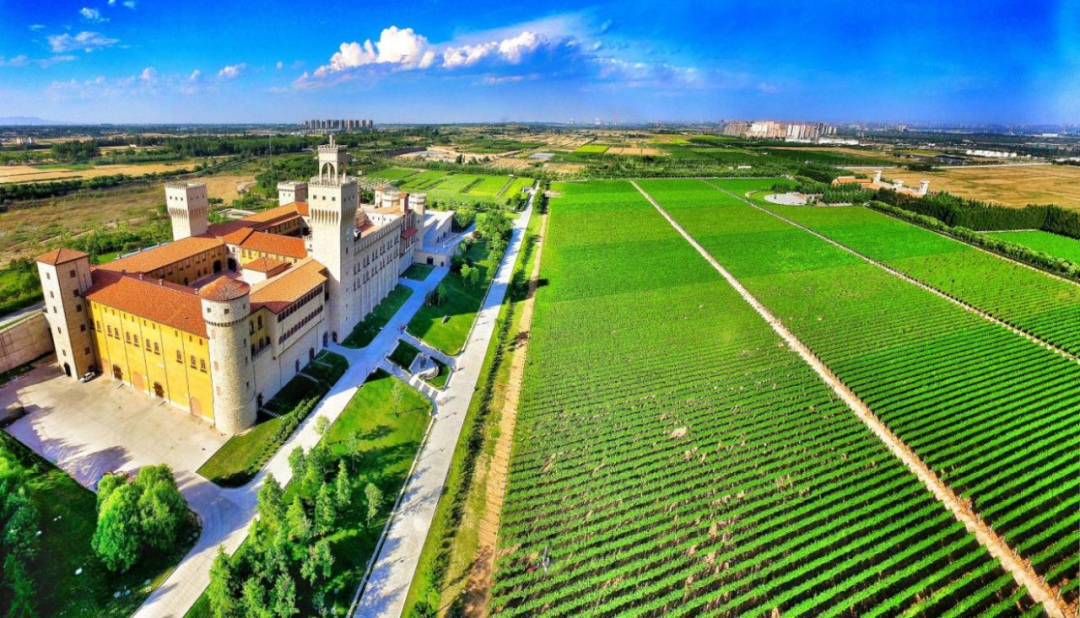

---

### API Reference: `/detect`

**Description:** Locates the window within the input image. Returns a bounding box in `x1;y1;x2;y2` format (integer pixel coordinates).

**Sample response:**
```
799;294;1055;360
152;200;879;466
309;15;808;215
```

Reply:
145;340;151;351
84;347;90;355
76;304;82;313
45;272;51;280
80;324;86;332
200;359;207;372
176;350;183;363
69;269;76;278
190;355;196;368
49;291;54;299
125;333;131;344
133;335;139;346
154;343;160;354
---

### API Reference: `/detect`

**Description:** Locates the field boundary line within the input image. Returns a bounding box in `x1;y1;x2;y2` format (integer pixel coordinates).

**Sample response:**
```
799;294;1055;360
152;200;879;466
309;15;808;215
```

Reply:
630;180;1072;618
708;181;1080;366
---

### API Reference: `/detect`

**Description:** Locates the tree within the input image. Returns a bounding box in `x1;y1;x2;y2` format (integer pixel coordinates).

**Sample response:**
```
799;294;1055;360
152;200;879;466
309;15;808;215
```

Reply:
96;473;125;510
92;483;143;571
3;552;36;618
135;466;186;552
241;576;273;618
334;460;351;508
314;482;335;535
271;572;299;618
288;447;307;481
1;491;39;618
257;475;285;531
364;483;383;532
466;265;482;289
207;547;238;618
285;497;311;543
301;538;334;586
460;264;476;288
315;415;330;435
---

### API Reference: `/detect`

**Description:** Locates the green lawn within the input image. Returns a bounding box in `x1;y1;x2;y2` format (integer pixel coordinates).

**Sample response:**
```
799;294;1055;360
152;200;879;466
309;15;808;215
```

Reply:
402;263;434;281
342;285;413;348
466;175;511;197
197;351;349;487
500;177;534;198
388;340;422;370
408;242;501;355
985;230;1080;263
185;370;430;618
0;432;195;618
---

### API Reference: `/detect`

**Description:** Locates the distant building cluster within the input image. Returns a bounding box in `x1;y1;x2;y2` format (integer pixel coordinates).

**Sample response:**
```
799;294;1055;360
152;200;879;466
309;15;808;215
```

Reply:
965;149;1020;158
722;120;837;141
832;170;930;197
303;119;374;131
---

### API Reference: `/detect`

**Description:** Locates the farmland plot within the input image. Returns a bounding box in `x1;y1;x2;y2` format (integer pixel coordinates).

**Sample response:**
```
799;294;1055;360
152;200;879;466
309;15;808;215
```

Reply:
751;201;1080;357
492;180;1042;617
639;178;1080;607
985;230;1080;264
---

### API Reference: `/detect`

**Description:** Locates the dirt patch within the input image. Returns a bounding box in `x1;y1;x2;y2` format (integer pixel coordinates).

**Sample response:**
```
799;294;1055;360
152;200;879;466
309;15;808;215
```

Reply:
607;146;667;156
884;164;1080;209
0;160;204;184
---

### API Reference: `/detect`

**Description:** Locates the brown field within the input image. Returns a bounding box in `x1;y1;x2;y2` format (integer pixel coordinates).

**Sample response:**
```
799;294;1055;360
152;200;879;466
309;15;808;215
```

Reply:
787;146;907;162
885;164;1080;209
0;173;253;265
606;146;667;156
0;160;202;184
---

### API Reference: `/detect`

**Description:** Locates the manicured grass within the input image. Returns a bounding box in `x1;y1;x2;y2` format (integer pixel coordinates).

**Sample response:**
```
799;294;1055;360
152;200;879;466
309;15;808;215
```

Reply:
423;358;450;389
341;284;413;348
197;351;349;487
402;263;434;281
466;175;511;197
388;340;421;370
500;177;534;198
0;431;196;618
185;370;430;618
986;230;1080;263
408;242;500;355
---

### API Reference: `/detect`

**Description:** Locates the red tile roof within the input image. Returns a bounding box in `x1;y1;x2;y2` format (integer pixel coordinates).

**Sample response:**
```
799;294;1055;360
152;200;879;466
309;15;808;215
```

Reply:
240;232;307;259
243;257;289;276
86;270;207;338
198;276;250;302
400;226;419;240
98;236;225;275
36;248;88;266
250;259;326;314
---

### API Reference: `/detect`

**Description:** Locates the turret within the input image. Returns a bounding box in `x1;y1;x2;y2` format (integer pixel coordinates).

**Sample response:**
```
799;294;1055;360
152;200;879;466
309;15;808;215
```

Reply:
893;180;904;191
381;186;400;210
919;180;930;196
309;137;358;341
36;248;95;379
199;277;257;434
277;181;308;206
166;182;209;241
410;193;427;217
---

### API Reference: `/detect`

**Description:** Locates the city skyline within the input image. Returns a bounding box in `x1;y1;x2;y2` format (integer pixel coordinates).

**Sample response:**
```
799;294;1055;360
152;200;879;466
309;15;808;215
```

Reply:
0;0;1077;125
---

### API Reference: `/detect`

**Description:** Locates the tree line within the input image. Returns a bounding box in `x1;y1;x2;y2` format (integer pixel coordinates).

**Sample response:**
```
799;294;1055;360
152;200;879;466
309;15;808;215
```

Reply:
873;188;1080;239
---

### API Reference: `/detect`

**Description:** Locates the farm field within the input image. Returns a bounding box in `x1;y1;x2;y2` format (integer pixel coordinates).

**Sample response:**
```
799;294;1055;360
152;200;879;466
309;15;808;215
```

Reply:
639;178;1080;606
883;165;1080;209
0;159;202;184
573;144;609;154
985;230;1080;263
500;176;534;197
466;175;511;197
748;199;1080;357
491;180;1043;617
368;168;524;205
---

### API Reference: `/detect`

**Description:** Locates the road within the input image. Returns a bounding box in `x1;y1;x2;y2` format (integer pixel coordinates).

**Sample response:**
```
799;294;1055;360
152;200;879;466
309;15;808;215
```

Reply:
351;196;534;617
133;268;453;618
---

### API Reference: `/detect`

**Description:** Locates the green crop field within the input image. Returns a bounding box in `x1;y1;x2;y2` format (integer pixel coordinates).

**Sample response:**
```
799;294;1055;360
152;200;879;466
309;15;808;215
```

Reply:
985;230;1080;264
367;167;420;182
639;178;1079;607
466;175;511;197
491;180;1043;617
500;176;534;198
748;199;1080;356
573;144;610;154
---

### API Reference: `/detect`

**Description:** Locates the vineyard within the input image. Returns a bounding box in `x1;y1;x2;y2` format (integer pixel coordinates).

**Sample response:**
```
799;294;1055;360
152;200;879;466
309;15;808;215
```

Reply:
986;231;1080;264
749;200;1080;356
491;180;1047;617
638;178;1079;609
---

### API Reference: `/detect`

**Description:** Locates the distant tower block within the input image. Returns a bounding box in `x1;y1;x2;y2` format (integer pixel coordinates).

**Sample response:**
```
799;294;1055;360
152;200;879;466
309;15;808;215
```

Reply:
277;181;308;206
872;170;883;184
919;180;930;196
199;278;257;434
166;182;209;241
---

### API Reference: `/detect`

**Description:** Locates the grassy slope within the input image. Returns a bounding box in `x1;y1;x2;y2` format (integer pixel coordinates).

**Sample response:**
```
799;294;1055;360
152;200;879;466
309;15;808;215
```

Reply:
407;242;499;355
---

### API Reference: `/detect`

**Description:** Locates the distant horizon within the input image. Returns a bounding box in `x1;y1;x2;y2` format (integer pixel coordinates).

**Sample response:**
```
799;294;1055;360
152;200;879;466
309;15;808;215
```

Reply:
1;0;1077;125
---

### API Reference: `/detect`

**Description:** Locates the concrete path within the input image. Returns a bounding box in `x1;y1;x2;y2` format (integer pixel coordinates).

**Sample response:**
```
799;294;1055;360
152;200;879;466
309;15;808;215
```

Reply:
351;197;533;618
132;267;453;618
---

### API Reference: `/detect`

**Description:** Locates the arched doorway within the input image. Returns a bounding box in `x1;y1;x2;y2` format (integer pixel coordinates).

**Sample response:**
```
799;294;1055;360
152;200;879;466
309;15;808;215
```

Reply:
153;383;164;398
227;258;238;271
112;364;123;380
322;332;328;347
257;393;264;409
332;332;338;343
62;363;71;377
213;260;223;273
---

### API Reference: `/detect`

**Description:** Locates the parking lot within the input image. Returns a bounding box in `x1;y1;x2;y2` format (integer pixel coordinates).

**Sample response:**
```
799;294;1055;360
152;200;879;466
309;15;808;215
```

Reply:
0;357;227;490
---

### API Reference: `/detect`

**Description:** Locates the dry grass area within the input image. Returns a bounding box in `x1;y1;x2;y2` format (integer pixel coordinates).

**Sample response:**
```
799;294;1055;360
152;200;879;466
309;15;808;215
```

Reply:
0;173;253;264
788;146;907;162
0;160;202;184
607;146;667;156
885;164;1080;209
492;157;539;170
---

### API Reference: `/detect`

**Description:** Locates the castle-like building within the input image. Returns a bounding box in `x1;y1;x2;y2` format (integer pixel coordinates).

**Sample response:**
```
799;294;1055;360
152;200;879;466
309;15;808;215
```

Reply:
37;137;428;434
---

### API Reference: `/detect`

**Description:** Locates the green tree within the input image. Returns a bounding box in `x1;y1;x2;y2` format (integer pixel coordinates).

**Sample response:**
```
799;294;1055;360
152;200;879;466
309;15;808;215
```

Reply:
315;415;330;435
241;576;273;618
135;466;186;552
460;264;476;288
364;483;383;532
271;572;298;618
301;538;334;586
3;553;36;618
207;547;238;618
314;482;335;535
257;475;286;531
333;460;351;508
288;447;307;481
285;497;311;543
466;264;482;289
96;473;125;510
92;483;143;571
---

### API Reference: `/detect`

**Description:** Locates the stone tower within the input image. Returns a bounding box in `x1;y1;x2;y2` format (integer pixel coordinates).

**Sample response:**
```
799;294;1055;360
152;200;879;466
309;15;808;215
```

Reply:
166;182;209;241
277;181;308;206
199;277;257;434
309;135;358;341
410;193;427;217
36;248;95;379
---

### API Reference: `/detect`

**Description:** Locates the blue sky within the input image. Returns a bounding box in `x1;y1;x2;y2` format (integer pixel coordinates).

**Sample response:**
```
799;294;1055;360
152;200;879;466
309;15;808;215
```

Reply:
0;0;1076;124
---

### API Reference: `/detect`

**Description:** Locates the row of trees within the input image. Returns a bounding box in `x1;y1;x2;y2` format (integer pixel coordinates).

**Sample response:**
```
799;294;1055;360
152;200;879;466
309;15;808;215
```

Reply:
50;140;101;163
0;442;41;618
873;187;1080;238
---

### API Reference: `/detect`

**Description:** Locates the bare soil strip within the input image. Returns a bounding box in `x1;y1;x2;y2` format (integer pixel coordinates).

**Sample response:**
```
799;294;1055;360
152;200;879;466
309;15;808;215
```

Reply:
631;180;1072;618
461;209;548;616
709;181;1080;366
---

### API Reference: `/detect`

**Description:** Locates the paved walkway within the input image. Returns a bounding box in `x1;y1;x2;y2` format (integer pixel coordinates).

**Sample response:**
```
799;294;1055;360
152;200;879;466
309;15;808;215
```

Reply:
133;268;452;618
352;198;533;617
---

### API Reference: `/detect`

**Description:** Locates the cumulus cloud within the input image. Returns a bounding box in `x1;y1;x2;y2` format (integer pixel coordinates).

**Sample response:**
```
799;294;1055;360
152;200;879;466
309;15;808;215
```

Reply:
29;24;46;31
80;7;108;23
218;63;247;79
48;31;119;53
315;27;436;77
123;0;136;8
276;61;284;70
141;67;156;81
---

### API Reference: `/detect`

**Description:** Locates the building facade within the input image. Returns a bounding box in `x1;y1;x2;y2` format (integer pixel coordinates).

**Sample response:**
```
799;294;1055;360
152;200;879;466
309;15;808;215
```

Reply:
37;138;425;435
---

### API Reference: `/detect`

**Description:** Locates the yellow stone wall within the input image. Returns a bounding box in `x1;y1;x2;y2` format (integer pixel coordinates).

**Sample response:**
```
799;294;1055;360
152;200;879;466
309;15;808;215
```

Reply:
144;246;228;286
89;302;215;421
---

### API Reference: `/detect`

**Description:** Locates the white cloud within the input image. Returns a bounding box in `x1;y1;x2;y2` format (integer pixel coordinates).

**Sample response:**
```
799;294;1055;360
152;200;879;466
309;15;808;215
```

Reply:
123;0;136;8
80;7;108;23
315;27;436;77
29;24;46;31
179;69;202;94
276;61;284;70
140;67;156;81
48;31;119;53
218;63;247;79
0;55;30;67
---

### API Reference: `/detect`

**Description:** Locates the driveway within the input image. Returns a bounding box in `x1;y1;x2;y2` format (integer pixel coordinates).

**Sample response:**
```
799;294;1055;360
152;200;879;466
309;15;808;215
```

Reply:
1;359;227;491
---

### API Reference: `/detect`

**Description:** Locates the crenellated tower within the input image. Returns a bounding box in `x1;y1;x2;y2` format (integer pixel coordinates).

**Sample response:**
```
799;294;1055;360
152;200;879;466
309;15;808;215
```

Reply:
308;135;358;341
